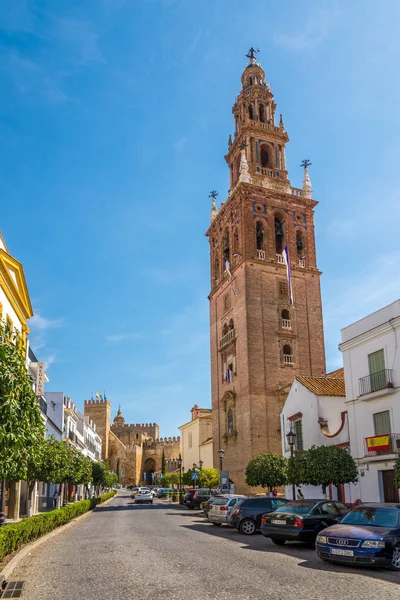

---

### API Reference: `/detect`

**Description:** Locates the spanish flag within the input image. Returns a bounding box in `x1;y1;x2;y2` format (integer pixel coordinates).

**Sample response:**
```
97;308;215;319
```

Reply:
95;392;100;399
366;434;390;452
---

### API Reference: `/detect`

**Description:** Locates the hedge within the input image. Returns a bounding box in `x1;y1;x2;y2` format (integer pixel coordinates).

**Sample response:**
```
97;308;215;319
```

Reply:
0;491;115;561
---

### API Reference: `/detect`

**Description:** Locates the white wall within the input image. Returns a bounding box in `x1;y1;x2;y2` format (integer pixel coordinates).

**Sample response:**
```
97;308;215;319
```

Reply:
0;287;22;334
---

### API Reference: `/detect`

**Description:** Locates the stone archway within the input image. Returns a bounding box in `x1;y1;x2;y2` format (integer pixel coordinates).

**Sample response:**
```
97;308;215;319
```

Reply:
143;458;156;486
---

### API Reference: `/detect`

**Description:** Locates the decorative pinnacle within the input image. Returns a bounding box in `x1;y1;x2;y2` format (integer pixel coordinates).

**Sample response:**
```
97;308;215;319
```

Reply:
210;191;219;221
301;159;312;169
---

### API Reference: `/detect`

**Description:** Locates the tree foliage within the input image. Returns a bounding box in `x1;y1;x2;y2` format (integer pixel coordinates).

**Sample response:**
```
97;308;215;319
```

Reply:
245;453;288;490
199;468;220;489
161;450;166;475
394;456;400;489
288;445;358;495
0;325;45;480
92;461;117;489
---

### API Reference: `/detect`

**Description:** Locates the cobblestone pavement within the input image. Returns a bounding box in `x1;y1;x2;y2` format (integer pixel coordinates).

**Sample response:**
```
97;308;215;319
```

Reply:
10;491;400;600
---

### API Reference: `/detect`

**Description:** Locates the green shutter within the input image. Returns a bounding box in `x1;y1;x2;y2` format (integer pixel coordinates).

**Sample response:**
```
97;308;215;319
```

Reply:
294;419;303;451
373;411;391;435
368;350;386;392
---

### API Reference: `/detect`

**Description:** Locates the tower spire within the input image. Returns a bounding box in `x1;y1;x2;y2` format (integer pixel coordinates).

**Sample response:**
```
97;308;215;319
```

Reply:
209;190;219;221
301;159;312;199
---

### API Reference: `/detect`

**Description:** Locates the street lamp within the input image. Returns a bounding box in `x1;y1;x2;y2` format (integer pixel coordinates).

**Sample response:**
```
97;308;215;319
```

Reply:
178;454;183;503
286;428;297;500
199;460;203;471
218;448;225;491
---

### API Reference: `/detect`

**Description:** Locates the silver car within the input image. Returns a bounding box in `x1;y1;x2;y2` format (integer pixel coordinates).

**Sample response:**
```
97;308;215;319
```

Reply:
134;491;153;504
208;495;247;526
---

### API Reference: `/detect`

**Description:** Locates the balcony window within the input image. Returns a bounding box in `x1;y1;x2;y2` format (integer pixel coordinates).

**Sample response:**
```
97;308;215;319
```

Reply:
359;369;393;396
293;419;303;451
283;344;293;364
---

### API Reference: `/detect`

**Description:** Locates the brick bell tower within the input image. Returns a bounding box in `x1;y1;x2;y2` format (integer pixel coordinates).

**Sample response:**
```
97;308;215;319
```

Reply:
206;49;326;493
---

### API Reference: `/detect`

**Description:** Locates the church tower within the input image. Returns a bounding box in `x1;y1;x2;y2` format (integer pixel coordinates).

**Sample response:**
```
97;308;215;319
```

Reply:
206;49;326;493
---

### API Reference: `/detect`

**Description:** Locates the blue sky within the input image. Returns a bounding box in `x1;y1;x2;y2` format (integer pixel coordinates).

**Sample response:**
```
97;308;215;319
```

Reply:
1;0;400;436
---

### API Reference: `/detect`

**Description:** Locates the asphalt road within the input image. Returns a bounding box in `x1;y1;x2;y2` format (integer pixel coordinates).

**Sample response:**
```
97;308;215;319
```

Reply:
10;490;400;600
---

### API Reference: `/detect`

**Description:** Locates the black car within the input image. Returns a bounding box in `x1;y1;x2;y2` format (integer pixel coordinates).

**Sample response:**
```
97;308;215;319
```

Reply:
183;488;218;510
316;503;400;569
228;497;289;535
261;499;350;546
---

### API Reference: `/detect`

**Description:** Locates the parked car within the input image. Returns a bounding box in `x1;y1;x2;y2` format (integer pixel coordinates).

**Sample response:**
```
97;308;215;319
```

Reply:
228;497;289;535
183;488;218;510
261;499;350;546
316;503;400;570
130;487;140;498
156;488;174;498
134;491;153;504
203;496;219;519
208;495;247;526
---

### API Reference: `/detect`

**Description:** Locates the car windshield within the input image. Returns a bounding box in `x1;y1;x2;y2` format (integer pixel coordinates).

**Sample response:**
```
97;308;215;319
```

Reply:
212;498;229;505
340;507;399;528
275;502;315;514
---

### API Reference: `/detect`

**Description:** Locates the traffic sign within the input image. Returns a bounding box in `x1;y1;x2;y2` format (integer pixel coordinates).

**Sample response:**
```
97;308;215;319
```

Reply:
191;472;199;480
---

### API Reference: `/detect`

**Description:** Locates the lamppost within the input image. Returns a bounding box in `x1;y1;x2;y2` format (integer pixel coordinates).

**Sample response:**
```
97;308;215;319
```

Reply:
218;448;225;491
286;428;297;500
178;454;182;503
199;460;203;471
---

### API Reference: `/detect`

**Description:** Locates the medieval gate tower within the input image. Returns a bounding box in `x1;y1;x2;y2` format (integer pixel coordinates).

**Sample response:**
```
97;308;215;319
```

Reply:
206;50;326;492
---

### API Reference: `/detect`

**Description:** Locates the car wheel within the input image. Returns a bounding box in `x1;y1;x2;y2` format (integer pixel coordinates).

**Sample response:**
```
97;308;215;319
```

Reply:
239;519;256;535
391;546;400;570
271;538;286;546
212;522;222;527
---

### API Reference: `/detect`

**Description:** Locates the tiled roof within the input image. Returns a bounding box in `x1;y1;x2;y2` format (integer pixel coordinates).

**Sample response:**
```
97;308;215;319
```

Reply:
326;367;344;378
296;375;345;397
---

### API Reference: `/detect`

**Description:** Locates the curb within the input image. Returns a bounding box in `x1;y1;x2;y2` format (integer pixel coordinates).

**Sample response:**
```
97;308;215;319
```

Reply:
0;494;117;584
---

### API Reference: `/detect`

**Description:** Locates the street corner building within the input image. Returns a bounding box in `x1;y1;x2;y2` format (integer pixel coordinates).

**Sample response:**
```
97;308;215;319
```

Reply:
206;50;326;494
84;400;181;486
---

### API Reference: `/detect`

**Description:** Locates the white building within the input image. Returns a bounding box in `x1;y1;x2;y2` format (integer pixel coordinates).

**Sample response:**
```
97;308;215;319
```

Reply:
79;413;102;462
340;300;400;503
281;372;353;502
179;405;213;472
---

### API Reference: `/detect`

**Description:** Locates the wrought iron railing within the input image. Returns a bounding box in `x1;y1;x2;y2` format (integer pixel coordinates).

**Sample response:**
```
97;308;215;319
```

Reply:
364;433;400;456
359;369;393;396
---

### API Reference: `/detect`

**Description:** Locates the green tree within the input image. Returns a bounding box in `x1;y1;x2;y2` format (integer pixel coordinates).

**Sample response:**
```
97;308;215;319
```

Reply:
0;325;45;481
199;468;219;489
245;453;288;491
303;445;358;496
395;456;400;489
287;451;309;487
161;450;166;475
182;469;194;486
92;461;111;494
160;474;172;486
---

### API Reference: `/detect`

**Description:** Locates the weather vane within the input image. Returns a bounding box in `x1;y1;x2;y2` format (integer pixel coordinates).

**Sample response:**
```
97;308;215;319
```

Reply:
209;190;219;200
301;159;312;169
245;47;260;62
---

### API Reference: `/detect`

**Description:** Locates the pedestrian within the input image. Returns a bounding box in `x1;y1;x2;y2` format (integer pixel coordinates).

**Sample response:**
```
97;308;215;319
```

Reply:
52;490;58;509
296;488;304;500
272;488;278;498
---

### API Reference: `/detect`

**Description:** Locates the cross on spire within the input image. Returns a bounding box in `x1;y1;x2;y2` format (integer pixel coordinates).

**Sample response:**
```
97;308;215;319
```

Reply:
301;159;312;169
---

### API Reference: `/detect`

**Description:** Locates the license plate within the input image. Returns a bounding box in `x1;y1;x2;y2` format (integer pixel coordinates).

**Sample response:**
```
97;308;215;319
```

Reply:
271;519;286;525
331;548;354;557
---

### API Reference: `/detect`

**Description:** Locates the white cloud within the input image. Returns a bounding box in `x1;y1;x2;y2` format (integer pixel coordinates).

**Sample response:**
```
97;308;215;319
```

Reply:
30;313;64;330
274;4;341;51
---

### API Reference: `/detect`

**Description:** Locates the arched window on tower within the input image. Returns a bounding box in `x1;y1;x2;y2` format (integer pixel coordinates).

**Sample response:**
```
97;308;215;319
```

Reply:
260;144;272;169
259;104;266;123
223;229;230;265
227;409;234;435
281;309;291;329
283;344;293;364
275;216;284;255
256;221;264;251
228;319;234;331
248;104;254;120
222;323;229;336
214;254;220;282
233;228;239;260
296;231;305;266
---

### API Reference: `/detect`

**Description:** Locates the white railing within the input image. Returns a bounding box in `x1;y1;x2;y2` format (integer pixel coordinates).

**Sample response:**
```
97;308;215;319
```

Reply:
276;253;285;264
283;354;293;364
219;329;236;349
257;249;266;260
298;258;306;268
282;319;291;329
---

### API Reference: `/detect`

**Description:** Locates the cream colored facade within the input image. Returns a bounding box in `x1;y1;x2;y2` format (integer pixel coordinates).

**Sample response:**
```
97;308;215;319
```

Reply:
179;405;213;471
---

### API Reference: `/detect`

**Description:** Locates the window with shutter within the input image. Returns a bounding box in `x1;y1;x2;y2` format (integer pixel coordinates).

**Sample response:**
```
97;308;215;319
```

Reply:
373;410;391;435
294;419;303;451
368;350;386;392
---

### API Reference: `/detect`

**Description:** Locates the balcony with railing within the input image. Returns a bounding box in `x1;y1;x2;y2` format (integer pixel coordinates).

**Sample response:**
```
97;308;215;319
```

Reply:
38;395;48;415
282;319;292;329
283;354;294;364
364;433;400;457
68;430;76;443
257;249;265;260
359;369;393;396
276;253;285;264
219;329;236;350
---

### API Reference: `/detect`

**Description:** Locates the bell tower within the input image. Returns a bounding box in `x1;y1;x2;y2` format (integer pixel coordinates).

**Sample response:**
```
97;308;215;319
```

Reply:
206;49;326;493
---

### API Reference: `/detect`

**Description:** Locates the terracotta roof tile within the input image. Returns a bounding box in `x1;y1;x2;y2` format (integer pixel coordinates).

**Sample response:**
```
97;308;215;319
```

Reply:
296;375;345;397
326;367;344;378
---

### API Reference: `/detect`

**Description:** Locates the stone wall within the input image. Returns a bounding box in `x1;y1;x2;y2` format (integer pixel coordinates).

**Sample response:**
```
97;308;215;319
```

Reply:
84;400;111;460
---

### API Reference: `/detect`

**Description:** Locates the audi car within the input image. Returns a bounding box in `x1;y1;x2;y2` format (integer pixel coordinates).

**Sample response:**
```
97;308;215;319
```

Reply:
316;503;400;569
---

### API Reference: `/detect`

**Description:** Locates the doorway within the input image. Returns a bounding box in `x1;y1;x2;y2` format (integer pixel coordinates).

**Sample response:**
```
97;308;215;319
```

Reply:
381;470;399;502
